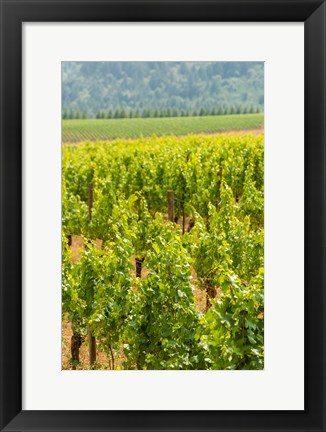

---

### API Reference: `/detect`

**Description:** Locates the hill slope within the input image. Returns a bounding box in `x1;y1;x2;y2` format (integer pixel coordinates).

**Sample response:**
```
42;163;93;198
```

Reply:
62;61;264;117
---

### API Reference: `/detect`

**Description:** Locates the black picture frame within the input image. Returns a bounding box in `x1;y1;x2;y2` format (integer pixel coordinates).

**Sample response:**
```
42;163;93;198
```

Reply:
0;1;325;431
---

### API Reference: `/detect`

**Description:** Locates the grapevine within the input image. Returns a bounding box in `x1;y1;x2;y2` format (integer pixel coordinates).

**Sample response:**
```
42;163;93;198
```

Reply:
62;133;264;369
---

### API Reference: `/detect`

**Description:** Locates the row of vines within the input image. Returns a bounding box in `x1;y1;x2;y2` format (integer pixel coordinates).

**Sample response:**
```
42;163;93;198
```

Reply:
62;133;264;370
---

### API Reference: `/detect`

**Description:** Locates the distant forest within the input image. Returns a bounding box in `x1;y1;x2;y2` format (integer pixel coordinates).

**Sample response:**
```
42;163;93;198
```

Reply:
62;61;264;119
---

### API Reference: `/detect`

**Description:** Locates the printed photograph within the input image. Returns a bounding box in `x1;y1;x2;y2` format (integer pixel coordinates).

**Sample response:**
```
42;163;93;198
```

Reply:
62;61;264;370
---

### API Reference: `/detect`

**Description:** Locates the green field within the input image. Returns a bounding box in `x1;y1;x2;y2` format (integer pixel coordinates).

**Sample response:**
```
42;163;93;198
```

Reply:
62;113;264;143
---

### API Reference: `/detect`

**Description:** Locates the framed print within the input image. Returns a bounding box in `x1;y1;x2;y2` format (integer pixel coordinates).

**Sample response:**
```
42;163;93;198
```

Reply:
25;26;302;410
0;1;325;431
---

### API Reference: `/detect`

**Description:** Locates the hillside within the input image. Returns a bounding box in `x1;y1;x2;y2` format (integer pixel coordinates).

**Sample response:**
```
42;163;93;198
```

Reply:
62;61;264;118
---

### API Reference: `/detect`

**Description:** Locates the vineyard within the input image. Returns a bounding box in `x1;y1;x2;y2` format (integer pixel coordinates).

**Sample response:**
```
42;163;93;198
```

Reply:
62;113;264;143
62;133;264;370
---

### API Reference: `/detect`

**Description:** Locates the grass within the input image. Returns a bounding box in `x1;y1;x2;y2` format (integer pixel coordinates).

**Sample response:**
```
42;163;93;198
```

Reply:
62;113;264;143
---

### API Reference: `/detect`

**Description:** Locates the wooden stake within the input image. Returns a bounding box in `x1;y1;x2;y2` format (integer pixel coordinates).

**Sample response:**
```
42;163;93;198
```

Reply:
88;328;96;366
206;285;217;311
135;257;144;278
181;193;186;234
71;334;82;370
87;183;96;366
109;345;115;370
88;183;93;221
167;190;175;222
217;166;223;210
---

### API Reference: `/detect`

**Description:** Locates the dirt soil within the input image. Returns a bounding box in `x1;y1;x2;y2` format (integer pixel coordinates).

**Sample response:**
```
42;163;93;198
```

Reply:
191;127;264;138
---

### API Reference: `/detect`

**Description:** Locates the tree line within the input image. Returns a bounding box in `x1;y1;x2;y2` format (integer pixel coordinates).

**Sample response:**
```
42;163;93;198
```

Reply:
62;105;262;120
